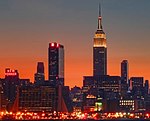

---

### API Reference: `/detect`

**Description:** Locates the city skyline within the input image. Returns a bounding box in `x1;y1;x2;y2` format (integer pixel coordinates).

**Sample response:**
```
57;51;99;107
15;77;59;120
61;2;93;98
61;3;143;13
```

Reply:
0;0;150;87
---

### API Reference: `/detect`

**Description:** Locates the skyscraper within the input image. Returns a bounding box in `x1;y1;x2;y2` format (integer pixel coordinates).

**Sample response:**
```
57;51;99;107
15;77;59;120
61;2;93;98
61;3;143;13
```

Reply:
121;60;129;98
48;42;64;86
34;62;45;85
144;80;149;95
37;62;44;74
121;60;129;83
93;4;107;76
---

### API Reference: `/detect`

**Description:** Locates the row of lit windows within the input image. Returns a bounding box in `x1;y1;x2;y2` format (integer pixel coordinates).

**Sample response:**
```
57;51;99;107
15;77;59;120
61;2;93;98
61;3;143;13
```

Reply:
120;103;134;106
120;100;134;103
102;85;120;87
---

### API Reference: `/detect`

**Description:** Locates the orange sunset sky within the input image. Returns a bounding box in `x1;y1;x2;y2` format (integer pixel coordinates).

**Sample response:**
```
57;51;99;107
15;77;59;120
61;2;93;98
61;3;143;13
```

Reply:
0;0;150;87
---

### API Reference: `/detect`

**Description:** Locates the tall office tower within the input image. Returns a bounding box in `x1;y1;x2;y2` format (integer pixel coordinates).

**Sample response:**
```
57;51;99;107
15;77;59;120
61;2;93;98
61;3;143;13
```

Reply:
93;4;107;76
34;62;45;85
37;62;44;73
48;42;64;86
144;80;149;95
121;60;129;98
121;60;129;83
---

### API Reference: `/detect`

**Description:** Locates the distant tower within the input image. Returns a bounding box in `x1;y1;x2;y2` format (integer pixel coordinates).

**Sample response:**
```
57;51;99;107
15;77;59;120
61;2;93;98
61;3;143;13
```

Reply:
120;60;129;98
34;62;45;84
48;42;64;86
37;62;44;74
144;80;149;94
121;60;129;83
93;4;107;76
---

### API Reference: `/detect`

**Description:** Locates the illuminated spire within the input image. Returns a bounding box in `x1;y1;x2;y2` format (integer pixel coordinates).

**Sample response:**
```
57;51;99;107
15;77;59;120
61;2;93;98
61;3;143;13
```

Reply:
98;3;103;30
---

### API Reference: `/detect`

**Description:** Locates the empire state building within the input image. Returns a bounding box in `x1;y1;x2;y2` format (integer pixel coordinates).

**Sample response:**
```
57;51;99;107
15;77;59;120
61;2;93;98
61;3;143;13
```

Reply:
93;5;107;76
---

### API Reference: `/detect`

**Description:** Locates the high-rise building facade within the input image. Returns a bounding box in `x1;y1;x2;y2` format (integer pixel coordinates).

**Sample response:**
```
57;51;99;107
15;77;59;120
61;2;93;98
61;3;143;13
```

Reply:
34;62;45;85
37;62;44;73
121;60;129;83
48;42;64;86
120;60;129;98
130;77;144;99
3;68;19;102
18;85;56;112
2;68;30;105
93;5;107;76
144;80;149;95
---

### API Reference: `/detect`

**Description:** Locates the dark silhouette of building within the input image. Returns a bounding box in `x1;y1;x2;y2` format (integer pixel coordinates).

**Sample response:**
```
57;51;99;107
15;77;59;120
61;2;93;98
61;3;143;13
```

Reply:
1;68;30;111
83;75;121;100
103;99;119;113
34;62;45;85
130;77;144;99
57;85;73;112
18;85;56;112
144;80;149;100
144;80;149;95
83;76;95;88
121;60;129;83
93;4;107;76
3;68;19;103
48;42;64;86
120;60;129;98
70;86;83;112
97;76;121;100
37;62;44;73
0;80;9;111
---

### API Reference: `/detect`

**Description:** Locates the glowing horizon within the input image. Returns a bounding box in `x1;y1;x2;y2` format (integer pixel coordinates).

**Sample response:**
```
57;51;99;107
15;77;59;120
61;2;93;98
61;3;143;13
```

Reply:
0;0;150;88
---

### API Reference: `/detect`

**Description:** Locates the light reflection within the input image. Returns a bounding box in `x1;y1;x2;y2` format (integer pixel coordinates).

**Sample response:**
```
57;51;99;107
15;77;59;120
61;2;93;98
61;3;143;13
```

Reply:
0;110;149;120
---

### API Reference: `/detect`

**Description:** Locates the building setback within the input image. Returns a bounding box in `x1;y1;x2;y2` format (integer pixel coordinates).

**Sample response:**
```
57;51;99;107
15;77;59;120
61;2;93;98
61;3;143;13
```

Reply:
93;4;107;76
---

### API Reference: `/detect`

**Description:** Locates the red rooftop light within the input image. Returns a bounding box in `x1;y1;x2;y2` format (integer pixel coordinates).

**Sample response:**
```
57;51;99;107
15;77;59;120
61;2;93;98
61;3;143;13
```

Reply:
51;43;54;47
5;69;17;76
56;43;59;48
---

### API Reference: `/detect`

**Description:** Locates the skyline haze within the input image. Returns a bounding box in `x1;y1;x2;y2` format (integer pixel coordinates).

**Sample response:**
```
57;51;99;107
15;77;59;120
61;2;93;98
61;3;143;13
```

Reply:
0;0;150;87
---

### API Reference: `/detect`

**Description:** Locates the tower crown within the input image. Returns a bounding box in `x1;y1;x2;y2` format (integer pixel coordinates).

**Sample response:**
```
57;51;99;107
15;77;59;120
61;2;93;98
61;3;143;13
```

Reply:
94;3;106;47
98;3;103;30
93;4;107;76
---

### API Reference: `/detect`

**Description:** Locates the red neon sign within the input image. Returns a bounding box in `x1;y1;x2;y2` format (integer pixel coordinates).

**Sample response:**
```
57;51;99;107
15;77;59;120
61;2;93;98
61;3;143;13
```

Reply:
5;69;17;76
5;73;17;76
